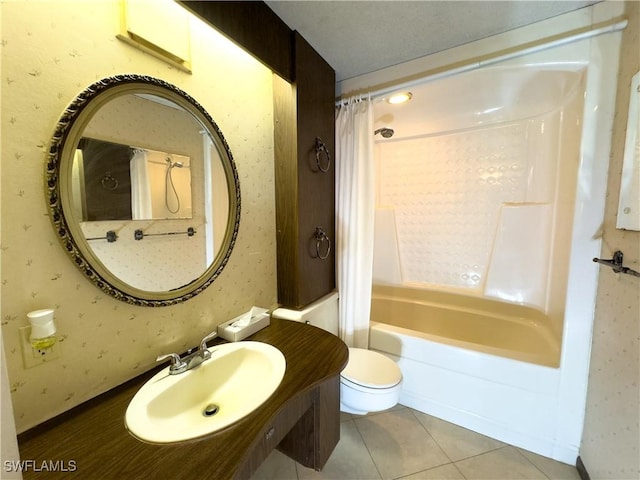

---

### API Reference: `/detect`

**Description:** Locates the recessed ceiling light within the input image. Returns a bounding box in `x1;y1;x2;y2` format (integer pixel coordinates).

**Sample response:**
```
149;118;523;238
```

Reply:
386;92;413;105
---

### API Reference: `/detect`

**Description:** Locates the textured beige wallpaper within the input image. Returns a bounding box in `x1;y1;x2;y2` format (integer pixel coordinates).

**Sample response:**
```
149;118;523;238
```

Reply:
581;1;640;478
0;1;277;432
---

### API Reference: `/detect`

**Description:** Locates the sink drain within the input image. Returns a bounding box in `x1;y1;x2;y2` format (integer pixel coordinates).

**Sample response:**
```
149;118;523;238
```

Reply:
203;404;220;417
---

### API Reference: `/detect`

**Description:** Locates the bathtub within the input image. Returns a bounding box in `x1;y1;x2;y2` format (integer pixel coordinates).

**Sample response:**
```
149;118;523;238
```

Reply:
369;284;560;368
369;284;568;460
369;61;582;458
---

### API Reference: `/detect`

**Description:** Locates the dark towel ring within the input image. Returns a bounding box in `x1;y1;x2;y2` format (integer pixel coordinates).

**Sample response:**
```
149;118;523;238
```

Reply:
314;226;331;260
315;137;331;173
101;172;119;190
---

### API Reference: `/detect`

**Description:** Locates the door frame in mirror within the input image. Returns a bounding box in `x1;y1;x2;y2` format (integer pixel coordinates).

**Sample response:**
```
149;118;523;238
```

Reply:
46;74;241;306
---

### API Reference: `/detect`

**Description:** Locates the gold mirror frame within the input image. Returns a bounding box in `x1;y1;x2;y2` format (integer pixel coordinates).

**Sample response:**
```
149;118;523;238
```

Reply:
46;74;241;306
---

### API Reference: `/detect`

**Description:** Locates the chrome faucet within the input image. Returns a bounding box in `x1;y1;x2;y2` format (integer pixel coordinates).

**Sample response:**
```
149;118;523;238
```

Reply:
156;331;218;375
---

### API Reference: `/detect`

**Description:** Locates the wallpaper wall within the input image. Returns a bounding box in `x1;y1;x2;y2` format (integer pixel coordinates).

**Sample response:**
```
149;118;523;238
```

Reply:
580;1;640;477
1;1;277;433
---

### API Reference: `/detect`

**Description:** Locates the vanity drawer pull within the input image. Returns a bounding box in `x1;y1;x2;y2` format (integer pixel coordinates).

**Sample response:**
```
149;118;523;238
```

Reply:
265;427;275;440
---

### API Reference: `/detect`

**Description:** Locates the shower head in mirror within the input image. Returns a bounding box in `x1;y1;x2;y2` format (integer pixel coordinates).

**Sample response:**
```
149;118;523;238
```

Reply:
165;156;184;169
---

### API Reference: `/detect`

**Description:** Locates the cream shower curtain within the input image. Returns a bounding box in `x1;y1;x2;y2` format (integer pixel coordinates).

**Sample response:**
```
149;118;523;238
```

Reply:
130;148;152;219
335;96;375;348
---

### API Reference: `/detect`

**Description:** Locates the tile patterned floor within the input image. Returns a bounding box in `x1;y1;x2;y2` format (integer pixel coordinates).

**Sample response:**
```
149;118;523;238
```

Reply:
251;405;582;480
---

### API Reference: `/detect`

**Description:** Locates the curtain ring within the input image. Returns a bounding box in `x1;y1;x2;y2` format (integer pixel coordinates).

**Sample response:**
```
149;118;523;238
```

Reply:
314;226;331;260
315;137;331;173
101;172;119;190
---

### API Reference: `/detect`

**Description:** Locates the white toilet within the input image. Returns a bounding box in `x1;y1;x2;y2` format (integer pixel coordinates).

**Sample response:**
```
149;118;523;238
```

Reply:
271;292;402;415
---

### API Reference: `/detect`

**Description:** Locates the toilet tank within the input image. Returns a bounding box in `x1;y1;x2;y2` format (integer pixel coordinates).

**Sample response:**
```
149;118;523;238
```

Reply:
271;291;339;335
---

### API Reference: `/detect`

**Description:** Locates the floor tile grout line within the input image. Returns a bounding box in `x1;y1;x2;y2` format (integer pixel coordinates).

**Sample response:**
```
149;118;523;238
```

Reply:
451;445;554;480
453;443;512;463
407;406;519;464
361;406;454;480
298;408;560;480
451;460;470;480
407;406;456;465
389;460;468;480
351;417;385;480
512;447;553;480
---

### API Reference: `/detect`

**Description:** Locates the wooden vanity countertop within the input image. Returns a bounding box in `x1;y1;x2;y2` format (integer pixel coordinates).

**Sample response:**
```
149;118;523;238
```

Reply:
17;318;349;479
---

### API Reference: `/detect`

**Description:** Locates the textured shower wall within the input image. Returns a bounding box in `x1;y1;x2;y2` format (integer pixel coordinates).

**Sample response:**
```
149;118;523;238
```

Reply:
376;115;562;302
378;123;529;288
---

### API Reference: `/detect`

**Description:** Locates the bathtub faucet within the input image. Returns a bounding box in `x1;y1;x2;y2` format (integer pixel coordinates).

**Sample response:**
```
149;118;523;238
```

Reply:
156;330;218;375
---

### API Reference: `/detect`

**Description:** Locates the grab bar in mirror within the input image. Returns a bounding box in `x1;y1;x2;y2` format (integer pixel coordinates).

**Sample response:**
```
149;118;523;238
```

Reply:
593;250;640;277
134;227;196;241
86;230;118;243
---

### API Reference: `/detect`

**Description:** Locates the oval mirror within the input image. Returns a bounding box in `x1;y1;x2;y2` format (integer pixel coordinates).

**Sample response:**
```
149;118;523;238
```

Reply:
46;75;240;306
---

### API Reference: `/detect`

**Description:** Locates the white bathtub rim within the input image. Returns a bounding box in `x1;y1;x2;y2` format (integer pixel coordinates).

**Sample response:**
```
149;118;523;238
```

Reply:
370;318;560;369
369;322;561;394
372;291;554;328
375;281;560;316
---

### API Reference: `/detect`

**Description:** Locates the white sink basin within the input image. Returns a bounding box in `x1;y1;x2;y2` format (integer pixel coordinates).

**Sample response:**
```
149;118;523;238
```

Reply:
125;341;286;444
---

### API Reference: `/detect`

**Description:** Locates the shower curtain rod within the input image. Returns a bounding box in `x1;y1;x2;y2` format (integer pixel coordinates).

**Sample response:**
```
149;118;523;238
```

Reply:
336;17;628;105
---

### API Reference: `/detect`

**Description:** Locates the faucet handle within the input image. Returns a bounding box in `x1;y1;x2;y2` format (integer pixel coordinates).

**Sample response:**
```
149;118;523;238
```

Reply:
199;331;218;354
200;330;218;350
156;353;187;373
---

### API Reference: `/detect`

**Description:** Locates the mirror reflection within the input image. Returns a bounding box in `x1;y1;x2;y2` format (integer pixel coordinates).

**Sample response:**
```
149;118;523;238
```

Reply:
47;76;240;305
73;138;193;221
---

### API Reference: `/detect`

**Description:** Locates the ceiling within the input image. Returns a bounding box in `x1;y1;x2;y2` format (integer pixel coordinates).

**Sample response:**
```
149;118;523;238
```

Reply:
265;1;599;82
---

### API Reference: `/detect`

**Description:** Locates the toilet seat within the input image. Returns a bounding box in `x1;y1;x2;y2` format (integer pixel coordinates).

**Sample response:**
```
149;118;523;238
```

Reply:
340;348;402;389
339;348;402;415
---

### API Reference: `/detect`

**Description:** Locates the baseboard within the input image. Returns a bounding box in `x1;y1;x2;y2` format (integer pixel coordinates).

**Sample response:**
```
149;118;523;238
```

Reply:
576;456;591;480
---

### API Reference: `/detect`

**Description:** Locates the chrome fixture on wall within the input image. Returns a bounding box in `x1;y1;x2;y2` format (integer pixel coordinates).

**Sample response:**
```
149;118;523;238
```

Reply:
165;155;184;213
593;250;640;277
374;127;394;138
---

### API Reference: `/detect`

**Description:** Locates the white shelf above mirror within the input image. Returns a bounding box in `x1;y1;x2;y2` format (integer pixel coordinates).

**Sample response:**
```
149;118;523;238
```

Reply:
117;0;192;73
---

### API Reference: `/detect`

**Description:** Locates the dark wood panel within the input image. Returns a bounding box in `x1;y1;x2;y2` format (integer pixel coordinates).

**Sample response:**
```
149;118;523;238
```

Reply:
278;396;317;468
18;319;348;480
179;1;293;81
273;74;300;306
293;32;336;307
277;377;339;470
315;377;341;468
178;1;337;308
235;389;315;478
